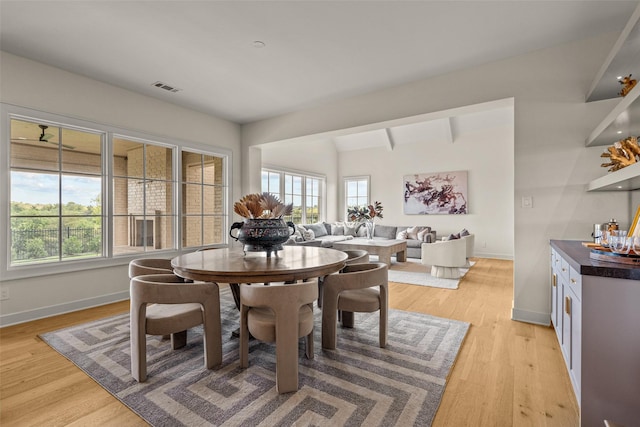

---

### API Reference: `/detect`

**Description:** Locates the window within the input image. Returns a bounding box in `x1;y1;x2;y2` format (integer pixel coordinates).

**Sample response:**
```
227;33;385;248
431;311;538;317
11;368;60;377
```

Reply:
112;137;175;256
284;174;303;223
181;151;227;248
261;170;280;198
305;177;320;223
10;118;104;265
2;105;230;279
344;176;369;216
261;168;325;224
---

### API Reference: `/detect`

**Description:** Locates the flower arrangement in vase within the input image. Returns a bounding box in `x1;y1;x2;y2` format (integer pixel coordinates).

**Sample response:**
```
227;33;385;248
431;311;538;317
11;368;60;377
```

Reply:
347;201;384;239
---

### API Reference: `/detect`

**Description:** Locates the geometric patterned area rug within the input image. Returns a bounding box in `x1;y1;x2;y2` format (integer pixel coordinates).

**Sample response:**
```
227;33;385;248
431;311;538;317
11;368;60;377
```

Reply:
387;259;474;290
41;287;469;427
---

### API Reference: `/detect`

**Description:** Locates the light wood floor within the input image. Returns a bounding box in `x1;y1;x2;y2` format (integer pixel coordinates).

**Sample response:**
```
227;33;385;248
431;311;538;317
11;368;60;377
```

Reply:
0;258;579;426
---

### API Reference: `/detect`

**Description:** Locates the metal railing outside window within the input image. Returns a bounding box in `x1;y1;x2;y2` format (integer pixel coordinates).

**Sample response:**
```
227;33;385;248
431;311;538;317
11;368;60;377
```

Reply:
11;226;101;261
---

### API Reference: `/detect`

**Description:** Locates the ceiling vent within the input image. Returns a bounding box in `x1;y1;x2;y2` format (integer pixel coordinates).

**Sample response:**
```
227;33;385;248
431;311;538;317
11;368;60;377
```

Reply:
151;81;181;93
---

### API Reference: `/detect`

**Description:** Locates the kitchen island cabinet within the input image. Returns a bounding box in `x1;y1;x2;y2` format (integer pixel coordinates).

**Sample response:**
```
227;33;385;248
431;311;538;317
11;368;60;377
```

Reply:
549;240;639;427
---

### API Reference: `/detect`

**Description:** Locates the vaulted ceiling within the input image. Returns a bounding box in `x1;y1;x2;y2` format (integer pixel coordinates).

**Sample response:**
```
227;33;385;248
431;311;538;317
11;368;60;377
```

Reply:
332;102;513;152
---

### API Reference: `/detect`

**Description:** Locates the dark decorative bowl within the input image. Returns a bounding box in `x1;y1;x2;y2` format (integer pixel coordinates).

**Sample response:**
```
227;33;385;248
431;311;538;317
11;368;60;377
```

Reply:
229;218;295;257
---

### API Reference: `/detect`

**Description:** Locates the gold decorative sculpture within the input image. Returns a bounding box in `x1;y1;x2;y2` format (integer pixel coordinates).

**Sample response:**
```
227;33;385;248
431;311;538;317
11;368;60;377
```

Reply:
601;136;640;172
618;74;637;97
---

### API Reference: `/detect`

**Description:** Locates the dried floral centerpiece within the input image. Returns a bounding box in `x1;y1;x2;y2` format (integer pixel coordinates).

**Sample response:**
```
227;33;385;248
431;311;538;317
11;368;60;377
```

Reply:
347;201;384;239
230;193;295;256
601;136;640;172
618;74;637;97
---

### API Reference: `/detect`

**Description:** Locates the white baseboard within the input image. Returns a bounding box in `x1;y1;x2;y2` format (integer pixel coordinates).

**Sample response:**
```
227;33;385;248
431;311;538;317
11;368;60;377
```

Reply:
511;307;550;326
474;251;513;260
0;291;129;327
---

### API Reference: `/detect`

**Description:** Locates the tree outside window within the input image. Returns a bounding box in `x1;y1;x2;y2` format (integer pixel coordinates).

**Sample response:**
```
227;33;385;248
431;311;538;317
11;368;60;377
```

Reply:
344;176;369;218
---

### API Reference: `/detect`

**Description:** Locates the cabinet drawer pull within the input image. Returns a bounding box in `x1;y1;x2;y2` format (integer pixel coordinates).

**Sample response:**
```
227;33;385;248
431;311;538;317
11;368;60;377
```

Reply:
565;296;571;316
552;273;557;287
570;278;576;284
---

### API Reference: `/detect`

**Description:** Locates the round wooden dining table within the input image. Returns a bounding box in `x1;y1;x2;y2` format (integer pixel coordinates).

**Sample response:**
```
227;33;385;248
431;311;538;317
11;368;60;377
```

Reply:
171;245;348;308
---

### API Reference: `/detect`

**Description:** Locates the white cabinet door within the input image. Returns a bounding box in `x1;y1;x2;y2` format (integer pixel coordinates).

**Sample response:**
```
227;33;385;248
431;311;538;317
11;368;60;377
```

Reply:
569;286;581;403
561;275;581;403
551;270;559;327
550;249;562;340
568;267;582;400
561;281;571;365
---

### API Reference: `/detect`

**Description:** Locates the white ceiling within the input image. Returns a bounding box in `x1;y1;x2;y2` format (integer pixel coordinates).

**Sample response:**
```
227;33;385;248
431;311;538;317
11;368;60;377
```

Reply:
1;1;637;127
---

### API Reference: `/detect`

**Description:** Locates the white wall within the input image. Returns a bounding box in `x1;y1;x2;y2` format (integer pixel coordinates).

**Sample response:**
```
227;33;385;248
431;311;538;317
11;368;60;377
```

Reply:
260;138;339;220
0;52;242;326
337;124;514;259
241;33;633;326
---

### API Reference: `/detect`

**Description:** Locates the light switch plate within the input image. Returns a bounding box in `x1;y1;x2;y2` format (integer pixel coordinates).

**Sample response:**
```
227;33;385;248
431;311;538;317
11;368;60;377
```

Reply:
522;196;533;208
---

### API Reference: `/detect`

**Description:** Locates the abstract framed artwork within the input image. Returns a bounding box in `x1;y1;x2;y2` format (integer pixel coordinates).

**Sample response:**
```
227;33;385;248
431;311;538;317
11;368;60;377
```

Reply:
403;170;468;214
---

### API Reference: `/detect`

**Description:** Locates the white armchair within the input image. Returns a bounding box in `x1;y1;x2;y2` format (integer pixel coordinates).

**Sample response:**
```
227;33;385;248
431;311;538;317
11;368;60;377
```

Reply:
421;234;474;279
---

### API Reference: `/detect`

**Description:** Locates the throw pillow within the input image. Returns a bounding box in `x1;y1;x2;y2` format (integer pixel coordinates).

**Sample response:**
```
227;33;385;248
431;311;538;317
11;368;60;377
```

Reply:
406;226;424;240
306;222;328;237
417;228;431;242
332;225;345;236
330;222;344;235
296;225;315;241
396;229;408;239
343;222;358;237
460;228;470;237
291;230;304;242
447;233;460;240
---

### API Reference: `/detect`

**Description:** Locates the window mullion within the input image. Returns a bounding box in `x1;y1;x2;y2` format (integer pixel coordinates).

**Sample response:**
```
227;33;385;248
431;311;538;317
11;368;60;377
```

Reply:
104;132;112;258
201;156;205;246
57;127;63;261
301;175;307;224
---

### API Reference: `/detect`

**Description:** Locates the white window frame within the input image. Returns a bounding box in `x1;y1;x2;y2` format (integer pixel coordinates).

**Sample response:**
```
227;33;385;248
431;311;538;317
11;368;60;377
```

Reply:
344;175;370;218
261;165;326;224
1;103;232;280
110;133;180;257
179;147;230;249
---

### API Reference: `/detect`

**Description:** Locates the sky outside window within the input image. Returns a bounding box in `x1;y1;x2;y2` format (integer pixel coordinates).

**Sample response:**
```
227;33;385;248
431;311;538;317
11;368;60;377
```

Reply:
11;171;100;206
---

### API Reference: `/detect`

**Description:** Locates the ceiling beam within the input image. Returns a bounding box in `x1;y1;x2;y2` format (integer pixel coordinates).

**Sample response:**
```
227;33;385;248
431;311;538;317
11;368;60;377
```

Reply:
384;128;396;151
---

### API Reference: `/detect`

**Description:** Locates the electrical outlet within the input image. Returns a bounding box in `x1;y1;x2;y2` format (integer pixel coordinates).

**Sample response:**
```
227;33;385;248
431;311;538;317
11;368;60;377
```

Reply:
0;286;9;301
482;241;487;248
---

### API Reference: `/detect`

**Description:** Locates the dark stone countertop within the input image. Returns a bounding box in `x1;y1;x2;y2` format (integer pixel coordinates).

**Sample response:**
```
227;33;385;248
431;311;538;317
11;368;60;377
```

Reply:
550;240;640;281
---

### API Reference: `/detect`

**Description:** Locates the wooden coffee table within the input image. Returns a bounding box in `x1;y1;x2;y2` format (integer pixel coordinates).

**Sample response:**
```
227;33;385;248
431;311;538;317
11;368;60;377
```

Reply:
331;239;407;267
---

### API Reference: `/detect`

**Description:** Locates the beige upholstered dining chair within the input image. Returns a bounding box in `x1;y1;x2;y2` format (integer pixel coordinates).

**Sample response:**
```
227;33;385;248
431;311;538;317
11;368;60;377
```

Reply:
321;262;388;350
129;258;192;348
343;250;370;265
318;249;369;308
129;273;222;382
239;279;318;394
129;258;174;277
